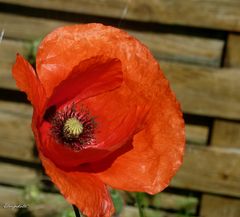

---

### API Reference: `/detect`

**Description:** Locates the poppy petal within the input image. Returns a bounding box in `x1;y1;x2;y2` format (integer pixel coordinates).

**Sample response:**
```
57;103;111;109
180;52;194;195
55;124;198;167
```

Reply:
36;24;124;97
36;24;153;98
47;55;123;107
81;87;150;150
38;87;148;169
92;79;185;194
39;153;114;217
38;125;110;169
12;54;45;111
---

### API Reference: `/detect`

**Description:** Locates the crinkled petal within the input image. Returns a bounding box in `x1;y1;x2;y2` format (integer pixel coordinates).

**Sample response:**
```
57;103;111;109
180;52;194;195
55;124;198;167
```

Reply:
40;153;114;217
36;24;122;97
81;87;150;150
36;23;157;99
12;54;45;111
91;77;185;194
47;55;123;107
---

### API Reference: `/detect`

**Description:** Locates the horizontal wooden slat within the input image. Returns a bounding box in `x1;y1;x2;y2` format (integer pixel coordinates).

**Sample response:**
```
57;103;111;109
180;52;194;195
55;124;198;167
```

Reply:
0;163;38;186
0;13;224;66
151;193;197;213
128;30;223;67
171;145;240;198
0;185;22;217
1;0;240;31
121;205;196;217
0;101;35;162
200;194;240;217
151;193;198;215
0;39;30;64
161;61;240;120
0;13;69;41
0;40;30;89
225;34;240;68
0;62;16;89
122;191;198;215
211;120;240;148
185;124;208;146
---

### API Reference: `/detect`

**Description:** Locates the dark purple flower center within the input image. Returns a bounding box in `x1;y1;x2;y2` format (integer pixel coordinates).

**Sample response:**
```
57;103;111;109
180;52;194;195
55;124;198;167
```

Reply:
50;104;96;151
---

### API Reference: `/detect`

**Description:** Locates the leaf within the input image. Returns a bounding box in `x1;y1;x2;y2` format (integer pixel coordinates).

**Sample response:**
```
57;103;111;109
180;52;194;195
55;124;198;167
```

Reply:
110;189;124;216
28;37;42;66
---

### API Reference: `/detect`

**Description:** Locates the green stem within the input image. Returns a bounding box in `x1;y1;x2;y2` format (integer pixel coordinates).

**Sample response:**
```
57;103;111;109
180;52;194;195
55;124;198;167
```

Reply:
136;192;145;217
72;205;81;217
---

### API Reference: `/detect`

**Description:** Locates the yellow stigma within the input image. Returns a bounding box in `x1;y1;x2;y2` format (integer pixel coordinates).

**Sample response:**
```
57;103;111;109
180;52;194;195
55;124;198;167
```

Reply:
63;118;83;139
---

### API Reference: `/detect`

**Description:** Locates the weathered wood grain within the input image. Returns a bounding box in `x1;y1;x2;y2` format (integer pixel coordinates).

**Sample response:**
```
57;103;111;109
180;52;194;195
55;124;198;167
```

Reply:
0;163;38;186
0;13;69;41
0;39;30;64
151;193;198;215
0;101;36;162
211;120;240;148
1;0;240;31
200;194;240;217
121;205;195;217
122;191;198;215
128;30;223;67
161;61;240;120
0;185;22;217
0;40;29;89
185;124;208;146
171;145;240;198
0;13;224;66
0;62;16;89
225;34;240;67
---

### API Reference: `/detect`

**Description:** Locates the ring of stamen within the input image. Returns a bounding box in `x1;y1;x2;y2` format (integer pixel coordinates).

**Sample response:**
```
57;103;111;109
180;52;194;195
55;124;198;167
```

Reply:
50;103;96;151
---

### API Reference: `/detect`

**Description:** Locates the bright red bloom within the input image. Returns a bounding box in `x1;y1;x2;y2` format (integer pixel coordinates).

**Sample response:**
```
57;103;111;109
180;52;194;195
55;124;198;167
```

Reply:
12;24;185;217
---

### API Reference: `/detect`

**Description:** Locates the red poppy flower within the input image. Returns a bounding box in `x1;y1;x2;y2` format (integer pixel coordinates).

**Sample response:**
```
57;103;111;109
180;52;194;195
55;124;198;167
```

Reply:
12;24;185;217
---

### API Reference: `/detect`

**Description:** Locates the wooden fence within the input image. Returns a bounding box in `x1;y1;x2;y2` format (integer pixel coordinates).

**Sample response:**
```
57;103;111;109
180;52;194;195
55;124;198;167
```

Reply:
0;1;240;217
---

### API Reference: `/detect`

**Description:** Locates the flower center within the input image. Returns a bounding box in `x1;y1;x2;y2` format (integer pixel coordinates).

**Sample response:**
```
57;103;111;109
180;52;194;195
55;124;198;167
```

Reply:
63;117;83;139
49;103;96;151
